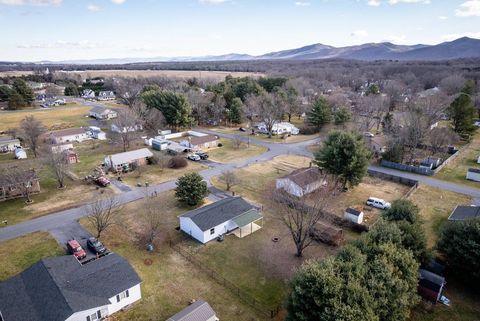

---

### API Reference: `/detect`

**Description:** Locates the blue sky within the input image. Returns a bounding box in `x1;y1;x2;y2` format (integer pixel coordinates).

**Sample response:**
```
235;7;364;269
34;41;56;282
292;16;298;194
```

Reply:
0;0;479;61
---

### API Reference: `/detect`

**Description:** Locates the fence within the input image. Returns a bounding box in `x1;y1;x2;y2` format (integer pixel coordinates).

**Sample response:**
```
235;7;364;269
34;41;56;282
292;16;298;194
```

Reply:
380;160;434;176
169;241;281;319
367;169;419;200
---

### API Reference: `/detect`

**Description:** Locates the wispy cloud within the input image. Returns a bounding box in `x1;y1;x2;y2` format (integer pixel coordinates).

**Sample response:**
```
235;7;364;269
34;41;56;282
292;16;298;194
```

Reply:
294;1;311;6
111;0;126;3
455;0;480;17
0;0;62;6
438;15;448;20
367;0;381;6
86;4;100;11
383;34;407;43
351;29;369;37
367;0;430;5
17;40;107;49
198;0;228;4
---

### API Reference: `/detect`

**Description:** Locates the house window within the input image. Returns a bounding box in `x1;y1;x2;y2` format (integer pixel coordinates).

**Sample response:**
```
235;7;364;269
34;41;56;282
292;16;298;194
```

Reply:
86;310;101;321
210;228;215;235
116;289;130;302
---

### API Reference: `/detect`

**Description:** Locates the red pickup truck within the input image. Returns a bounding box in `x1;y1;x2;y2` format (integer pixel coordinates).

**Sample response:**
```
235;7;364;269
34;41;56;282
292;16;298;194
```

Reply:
66;239;87;260
95;176;111;187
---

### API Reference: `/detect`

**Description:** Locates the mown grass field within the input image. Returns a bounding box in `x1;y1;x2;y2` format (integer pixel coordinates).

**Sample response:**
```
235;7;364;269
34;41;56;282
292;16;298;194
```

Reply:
0;232;64;281
207;138;267;163
0;105;91;131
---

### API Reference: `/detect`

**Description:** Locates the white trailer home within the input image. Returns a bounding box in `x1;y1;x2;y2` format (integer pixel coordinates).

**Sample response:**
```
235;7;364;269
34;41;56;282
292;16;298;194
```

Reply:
466;168;480;182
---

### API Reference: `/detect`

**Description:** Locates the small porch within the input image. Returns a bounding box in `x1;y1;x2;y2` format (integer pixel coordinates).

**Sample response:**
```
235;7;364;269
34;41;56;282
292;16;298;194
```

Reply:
230;209;264;238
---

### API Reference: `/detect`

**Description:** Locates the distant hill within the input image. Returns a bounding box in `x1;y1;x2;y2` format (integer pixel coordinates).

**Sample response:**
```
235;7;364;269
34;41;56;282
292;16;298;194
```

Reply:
34;37;480;64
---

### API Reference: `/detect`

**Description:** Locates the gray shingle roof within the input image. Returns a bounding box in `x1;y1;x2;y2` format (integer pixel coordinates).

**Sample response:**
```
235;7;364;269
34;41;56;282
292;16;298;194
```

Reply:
448;205;480;221
279;167;323;189
0;253;141;321
166;300;217;321
180;197;257;231
346;207;362;216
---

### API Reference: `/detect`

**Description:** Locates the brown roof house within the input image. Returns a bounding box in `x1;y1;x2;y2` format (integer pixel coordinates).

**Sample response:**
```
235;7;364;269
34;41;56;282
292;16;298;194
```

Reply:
180;135;218;150
276;167;324;197
0;169;40;202
50;128;89;144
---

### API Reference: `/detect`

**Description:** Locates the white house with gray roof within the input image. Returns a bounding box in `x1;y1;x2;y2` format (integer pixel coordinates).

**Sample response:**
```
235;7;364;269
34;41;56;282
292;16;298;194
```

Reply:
104;148;153;172
0;253;142;321
89;107;118;120
179;197;263;244
0;137;21;153
167;300;219;321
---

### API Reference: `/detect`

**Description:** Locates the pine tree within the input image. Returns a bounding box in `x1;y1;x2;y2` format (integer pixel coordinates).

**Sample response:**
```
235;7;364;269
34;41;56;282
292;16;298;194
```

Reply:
307;97;332;131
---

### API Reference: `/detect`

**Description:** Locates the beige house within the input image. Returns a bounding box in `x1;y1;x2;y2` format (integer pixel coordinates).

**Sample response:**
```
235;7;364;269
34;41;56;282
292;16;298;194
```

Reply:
275;167;324;197
50;128;89;144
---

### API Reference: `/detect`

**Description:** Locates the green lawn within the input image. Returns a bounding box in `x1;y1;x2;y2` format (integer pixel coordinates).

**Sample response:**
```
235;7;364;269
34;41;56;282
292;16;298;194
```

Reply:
207;138;267;163
0;232;64;281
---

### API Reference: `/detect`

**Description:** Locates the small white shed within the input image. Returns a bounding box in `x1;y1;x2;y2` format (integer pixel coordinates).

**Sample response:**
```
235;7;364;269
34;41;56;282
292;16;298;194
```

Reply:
466;168;480;182
344;208;364;224
15;147;27;159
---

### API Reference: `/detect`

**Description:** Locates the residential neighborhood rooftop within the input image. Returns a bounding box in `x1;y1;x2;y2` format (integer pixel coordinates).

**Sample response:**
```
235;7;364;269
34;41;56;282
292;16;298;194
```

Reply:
280;167;322;188
166;300;217;321
107;148;153;165
180;197;258;232
448;205;480;221
189;134;218;146
0;253;142;321
50;127;87;137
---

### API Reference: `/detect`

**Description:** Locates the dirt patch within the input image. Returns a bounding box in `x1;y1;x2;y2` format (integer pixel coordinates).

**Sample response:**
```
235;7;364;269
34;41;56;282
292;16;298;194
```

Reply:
144;258;153;266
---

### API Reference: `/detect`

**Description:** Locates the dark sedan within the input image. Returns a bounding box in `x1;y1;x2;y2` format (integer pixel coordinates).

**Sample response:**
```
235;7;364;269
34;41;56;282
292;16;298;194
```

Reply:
87;237;107;254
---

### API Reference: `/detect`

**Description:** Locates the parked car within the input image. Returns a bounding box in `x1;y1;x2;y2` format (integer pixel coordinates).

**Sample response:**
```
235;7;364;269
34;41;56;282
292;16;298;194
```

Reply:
187;153;201;161
196;152;209;160
87;237;106;254
363;132;375;137
239;127;247;132
366;197;391;210
66;239;87;260
95;176;110;187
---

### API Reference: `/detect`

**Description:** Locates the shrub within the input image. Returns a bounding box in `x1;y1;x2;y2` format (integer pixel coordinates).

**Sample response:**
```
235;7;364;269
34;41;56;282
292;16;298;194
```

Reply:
299;124;318;135
175;172;208;206
168;156;188;169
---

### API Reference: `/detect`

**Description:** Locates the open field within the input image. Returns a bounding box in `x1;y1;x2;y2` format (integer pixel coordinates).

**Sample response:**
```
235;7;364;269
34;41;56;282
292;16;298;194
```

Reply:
207;138;267;163
436;132;480;188
0;105;91;132
0;232;64;281
80;192;268;321
408;185;472;248
0;71;35;77
55;70;263;81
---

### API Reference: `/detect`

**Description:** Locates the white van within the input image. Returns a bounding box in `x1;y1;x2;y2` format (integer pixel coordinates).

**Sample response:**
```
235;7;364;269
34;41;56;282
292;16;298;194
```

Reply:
366;197;391;210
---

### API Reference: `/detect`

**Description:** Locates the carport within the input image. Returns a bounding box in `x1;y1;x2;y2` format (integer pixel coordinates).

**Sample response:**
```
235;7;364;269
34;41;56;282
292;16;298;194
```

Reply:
231;209;264;238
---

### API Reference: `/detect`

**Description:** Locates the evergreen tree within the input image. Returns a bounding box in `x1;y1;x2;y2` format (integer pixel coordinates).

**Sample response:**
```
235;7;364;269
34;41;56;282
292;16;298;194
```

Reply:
7;91;25;110
333;107;352;125
448;81;476;136
307;97;332;131
142;90;195;130
175;173;208;206
12;78;34;104
226;97;243;124
314;131;371;189
64;83;79;96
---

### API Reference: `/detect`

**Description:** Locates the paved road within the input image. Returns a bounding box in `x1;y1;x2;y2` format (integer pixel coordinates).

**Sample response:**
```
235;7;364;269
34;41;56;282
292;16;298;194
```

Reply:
1;127;479;242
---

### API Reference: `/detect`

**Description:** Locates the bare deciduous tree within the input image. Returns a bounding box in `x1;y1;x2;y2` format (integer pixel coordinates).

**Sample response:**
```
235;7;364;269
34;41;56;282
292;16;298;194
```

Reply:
87;196;123;238
141;199;163;246
232;135;243;149
19;115;46;158
43;147;69;189
427;127;459;155
218;170;240;191
0;164;39;203
112;108;143;152
273;178;340;257
246;93;285;138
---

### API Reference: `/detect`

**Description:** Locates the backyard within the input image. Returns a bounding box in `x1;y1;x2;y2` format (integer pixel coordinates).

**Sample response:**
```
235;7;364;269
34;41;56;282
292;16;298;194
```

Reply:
408;185;472;247
80;192;270;321
435;131;480;188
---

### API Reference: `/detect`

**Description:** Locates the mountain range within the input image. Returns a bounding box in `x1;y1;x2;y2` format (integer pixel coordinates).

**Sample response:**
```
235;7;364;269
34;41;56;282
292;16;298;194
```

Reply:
39;37;480;65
